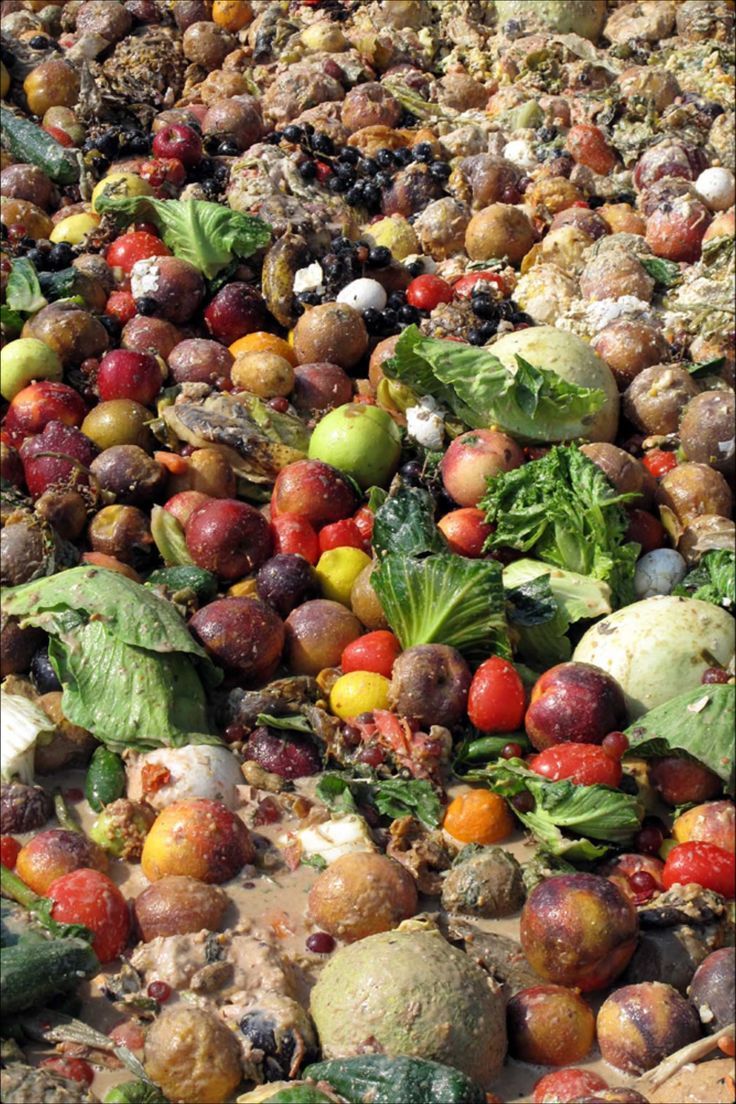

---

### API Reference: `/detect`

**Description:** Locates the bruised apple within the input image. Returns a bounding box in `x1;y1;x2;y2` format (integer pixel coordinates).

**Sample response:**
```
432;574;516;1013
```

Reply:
441;429;524;507
525;661;627;750
189;596;284;683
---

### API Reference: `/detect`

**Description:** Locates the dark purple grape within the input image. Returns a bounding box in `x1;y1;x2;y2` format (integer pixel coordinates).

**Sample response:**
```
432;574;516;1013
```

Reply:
256;554;319;618
245;726;321;779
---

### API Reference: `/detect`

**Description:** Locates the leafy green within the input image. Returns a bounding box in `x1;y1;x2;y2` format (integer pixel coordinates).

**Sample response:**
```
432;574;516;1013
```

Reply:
625;683;735;795
639;255;681;288
383;326;605;443
0;691;56;785
315;772;442;828
372;485;446;558
504;572;557;627
685;356;726;378
0;304;23;334
1;566;222;752
150;506;194;567
365;486;388;513
5;258;47;314
1;865;92;943
257;712;314;734
95;195;272;279
374;553;510;662
503;558;613;667
482;446;639;608
672;549;735;611
478;759;644;860
301;853;328;872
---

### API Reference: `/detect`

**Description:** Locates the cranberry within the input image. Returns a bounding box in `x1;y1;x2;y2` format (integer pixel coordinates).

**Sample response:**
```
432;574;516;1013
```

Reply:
358;745;385;767
512;792;535;814
602;731;630;760
268;396;290;413
147;980;172;1002
635;822;665;855
628;869;657;903
306;932;336;954
501;742;524;759
224;723;246;743
703;667;730;684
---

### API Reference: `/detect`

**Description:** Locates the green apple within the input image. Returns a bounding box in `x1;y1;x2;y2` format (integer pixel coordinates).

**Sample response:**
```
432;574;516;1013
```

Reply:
308;403;402;489
1;338;63;401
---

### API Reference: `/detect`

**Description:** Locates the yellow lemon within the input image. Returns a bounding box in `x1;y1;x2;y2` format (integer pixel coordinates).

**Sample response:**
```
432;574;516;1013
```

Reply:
91;172;153;213
329;670;391;720
316;547;371;606
50;212;100;245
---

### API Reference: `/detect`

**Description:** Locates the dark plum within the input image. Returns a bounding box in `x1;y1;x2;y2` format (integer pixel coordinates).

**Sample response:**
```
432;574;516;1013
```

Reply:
291;362;354;413
688;948;735;1034
204;282;270;346
189;596;284;684
271;460;358;527
256;554;319;617
649;757;723;806
186;499;272;580
91;446;166;505
245;726;321;779
121;316;182;360
596;981;700;1074
167;339;234;386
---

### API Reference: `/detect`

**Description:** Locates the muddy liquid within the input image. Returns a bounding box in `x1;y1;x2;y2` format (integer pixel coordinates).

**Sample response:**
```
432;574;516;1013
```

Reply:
26;772;640;1103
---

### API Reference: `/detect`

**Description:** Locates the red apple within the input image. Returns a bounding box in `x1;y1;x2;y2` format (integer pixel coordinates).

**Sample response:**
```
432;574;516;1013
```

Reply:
151;124;203;167
20;421;97;498
163;490;211;528
185;498;272;580
97;350;163;406
271;459;358;527
4;381;86;444
441;428;524;507
204;282;270;346
437;507;493;557
525;661;627;751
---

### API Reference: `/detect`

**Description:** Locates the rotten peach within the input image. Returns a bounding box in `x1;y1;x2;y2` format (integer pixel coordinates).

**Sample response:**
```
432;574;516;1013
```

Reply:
673;800;735;852
596;982;700;1074
16;828;108;895
507;984;595;1066
440;428;524;508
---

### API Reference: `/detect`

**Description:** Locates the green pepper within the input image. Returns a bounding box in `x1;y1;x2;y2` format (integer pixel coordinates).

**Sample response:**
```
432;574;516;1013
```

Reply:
85;747;126;812
458;734;531;763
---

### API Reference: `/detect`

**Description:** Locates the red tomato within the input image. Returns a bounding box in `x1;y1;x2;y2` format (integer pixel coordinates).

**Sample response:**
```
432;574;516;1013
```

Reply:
109;1020;146;1052
39;1058;94;1086
353;505;374;543
271;513;320;565
626;508;665;553
662;841;735;898
315;161;332;183
0;836;21;868
43;126;74;148
529;743;623;788
341;630;401;678
468;656;526;733
318;518;369;554
642;449;678;478
452;271;508;299
105;290;137;324
105;232;171;275
532;1068;608;1104
48;868;131;962
406;274;454;310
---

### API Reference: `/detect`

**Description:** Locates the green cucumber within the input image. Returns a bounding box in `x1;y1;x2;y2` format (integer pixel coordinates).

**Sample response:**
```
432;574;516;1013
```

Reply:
146;565;218;604
103;1081;169;1103
0;937;99;1015
0;108;80;185
85;746;126;812
265;1090;338;1103
304;1056;487;1104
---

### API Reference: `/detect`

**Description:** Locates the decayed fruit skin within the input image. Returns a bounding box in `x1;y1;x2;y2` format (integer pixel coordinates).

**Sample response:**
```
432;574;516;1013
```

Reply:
520;873;638;992
141;798;255;883
185;498;272;579
507;984;595;1066
308;851;418;941
525;662;627;751
189;596;284;684
596;982;701;1074
688;948;735;1035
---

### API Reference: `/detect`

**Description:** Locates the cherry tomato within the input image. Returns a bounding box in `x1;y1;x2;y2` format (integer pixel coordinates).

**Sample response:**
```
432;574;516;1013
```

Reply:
318;518;369;554
529;743;623;788
468;656;526;733
341;630;401;678
105;231;171;275
353;505;374;543
452;271;508;299
0;836;21;868
271;513;320;565
39;1058;94;1086
642;449;678;478
662;841;735;898
532;1068;608;1104
626;507;665;553
104;290;137;325
48;868;131;962
315;161;332;183
406;274;454;311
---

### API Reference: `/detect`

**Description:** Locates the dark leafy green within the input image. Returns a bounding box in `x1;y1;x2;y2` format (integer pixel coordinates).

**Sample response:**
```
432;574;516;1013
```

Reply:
5;258;47;314
505;573;557;627
482;446;639;607
1;865;92;942
372;485;446;558
477;758;644;860
1;304;23;334
315;773;442;828
625;683;735;795
672;549;735;611
95;195;272;279
383;326;605;443
639;255;681;288
257;712;314;734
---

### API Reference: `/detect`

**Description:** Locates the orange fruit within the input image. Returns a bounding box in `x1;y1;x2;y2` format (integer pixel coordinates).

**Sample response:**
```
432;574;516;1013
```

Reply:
212;0;253;31
228;331;298;366
443;788;514;845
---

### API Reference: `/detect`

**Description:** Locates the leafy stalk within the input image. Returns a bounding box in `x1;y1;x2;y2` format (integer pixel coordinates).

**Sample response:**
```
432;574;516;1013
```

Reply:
1;864;93;942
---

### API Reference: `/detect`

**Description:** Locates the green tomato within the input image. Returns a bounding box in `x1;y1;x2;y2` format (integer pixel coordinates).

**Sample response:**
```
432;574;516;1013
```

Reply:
0;337;62;401
308;403;402;490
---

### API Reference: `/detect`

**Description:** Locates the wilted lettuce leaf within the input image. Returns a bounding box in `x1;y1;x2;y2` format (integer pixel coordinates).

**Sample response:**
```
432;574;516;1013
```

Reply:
315;772;441;828
672;549;735;611
480;758;644;860
383;326;605;443
2;566;221;752
5;257;47;314
372;485;447;558
626;683;735;795
482;446;639;608
95;195;271;278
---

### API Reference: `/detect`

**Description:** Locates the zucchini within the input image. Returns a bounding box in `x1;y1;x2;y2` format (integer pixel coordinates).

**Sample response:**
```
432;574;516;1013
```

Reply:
304;1057;487;1104
0;936;99;1015
0;108;80;185
146;565;218;604
85;746;126;812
